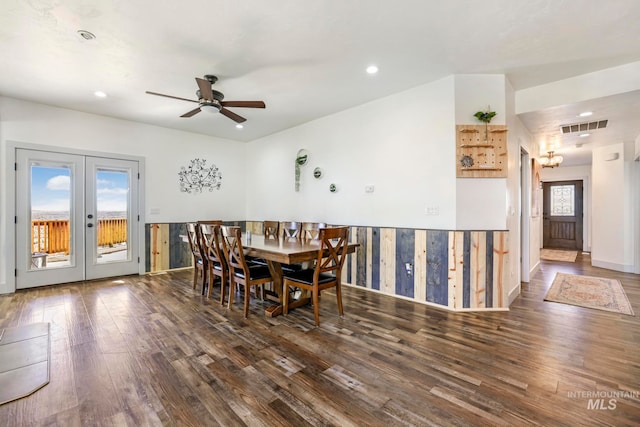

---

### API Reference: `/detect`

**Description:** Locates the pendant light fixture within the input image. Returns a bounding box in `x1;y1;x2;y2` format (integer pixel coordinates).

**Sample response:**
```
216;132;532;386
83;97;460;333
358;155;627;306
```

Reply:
539;151;563;168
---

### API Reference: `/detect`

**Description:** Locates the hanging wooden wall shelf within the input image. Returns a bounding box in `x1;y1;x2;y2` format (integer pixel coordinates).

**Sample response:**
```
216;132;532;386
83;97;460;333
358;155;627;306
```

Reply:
456;124;508;178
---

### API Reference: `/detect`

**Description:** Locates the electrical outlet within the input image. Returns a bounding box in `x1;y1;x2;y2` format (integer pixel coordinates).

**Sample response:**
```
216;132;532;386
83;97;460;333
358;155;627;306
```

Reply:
365;185;374;193
404;262;413;276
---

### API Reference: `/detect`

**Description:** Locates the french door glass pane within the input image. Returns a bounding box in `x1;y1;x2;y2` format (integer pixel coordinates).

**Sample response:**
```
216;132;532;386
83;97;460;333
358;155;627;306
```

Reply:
550;184;575;216
30;164;72;269
95;168;130;264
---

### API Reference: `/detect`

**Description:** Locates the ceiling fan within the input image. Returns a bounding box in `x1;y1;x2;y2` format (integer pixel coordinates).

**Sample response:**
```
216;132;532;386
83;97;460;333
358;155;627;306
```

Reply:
146;75;265;123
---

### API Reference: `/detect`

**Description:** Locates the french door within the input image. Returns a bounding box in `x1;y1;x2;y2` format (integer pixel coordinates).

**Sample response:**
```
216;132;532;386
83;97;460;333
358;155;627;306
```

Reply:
15;149;140;289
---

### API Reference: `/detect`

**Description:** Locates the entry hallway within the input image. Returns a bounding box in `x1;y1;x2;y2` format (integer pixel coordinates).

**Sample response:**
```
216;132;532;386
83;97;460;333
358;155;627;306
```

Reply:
0;255;638;426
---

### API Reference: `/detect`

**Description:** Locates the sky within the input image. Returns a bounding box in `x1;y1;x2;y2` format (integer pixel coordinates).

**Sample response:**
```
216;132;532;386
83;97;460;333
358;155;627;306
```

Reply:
31;165;129;213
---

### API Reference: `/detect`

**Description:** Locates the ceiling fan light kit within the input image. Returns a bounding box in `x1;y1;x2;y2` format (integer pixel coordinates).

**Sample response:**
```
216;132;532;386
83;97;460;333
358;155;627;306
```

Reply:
146;74;265;124
200;104;221;113
539;151;563;168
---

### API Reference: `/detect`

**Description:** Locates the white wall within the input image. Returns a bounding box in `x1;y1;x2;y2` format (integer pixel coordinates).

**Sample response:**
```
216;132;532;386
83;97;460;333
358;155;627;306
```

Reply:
454;74;508;230
591;142;635;271
245;76;458;229
244;74;518;306
505;78;536;298
0;75;528;301
0;96;247;293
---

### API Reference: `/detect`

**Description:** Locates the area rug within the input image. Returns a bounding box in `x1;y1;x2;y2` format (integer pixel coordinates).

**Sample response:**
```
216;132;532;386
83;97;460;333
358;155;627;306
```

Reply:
545;273;635;316
0;322;51;405
540;249;578;262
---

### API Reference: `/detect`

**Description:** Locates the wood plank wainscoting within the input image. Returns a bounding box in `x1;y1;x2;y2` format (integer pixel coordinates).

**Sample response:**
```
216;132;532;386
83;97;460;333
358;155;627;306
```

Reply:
1;253;638;425
146;222;509;311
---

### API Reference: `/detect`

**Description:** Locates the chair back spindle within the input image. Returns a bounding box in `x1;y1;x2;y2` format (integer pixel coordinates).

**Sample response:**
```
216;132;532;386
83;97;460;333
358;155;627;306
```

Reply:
199;223;228;303
220;226;247;277
302;222;327;240
220;225;273;317
280;221;302;240
186;222;207;290
315;227;349;279
282;226;350;326
263;221;280;239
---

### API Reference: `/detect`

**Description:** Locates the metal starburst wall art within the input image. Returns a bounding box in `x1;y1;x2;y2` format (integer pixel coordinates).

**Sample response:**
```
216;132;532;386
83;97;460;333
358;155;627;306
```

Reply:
178;158;222;193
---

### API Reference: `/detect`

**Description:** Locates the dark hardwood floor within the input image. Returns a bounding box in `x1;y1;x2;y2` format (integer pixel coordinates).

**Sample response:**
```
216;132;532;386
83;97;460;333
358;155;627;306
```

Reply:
1;253;639;426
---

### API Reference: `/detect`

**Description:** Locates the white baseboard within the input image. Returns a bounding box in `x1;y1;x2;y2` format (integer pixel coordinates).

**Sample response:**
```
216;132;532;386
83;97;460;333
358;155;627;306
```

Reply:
591;259;635;273
508;285;520;305
529;260;540;279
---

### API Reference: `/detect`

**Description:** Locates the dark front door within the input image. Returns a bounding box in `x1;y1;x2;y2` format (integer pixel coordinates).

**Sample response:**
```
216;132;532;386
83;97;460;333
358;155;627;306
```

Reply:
543;180;583;250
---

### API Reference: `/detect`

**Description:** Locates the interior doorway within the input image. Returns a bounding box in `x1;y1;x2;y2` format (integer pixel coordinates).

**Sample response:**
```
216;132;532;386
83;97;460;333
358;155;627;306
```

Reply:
542;180;583;250
15;148;141;289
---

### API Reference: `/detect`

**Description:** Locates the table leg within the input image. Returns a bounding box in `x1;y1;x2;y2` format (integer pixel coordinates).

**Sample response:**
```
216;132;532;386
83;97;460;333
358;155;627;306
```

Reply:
264;261;283;317
263;261;312;317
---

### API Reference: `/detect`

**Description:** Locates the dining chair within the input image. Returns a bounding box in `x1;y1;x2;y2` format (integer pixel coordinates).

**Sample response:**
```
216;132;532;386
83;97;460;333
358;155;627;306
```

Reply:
199;223;227;304
279;221;305;273
280;221;302;240
283;226;349;326
196;220;223;288
186;222;206;291
245;220;280;269
220;226;274;318
197;220;222;249
263;220;280;239
301;222;327;240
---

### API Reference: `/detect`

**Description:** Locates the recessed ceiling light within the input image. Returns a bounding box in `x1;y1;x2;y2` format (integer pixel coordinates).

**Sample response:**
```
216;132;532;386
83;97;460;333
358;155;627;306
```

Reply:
578;111;593;117
579;133;590;137
366;65;379;74
77;30;96;41
94;91;107;98
236;124;243;129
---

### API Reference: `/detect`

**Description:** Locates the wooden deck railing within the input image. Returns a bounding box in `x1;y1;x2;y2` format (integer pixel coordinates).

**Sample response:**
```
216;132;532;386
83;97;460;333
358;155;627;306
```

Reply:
32;218;127;254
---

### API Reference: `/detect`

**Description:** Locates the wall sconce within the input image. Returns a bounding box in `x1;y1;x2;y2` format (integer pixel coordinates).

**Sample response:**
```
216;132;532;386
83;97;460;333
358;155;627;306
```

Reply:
539;151;563;168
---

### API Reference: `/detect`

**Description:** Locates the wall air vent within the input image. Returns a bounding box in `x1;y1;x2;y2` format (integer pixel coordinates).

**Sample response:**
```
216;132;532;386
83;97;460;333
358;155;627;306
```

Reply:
561;120;608;134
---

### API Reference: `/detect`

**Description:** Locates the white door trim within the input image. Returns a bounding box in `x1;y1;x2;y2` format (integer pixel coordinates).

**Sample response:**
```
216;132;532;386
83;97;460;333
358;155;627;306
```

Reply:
5;141;146;293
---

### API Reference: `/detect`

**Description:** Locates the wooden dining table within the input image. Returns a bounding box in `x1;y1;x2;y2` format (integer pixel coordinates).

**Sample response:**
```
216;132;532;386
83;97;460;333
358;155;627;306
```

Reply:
242;233;359;317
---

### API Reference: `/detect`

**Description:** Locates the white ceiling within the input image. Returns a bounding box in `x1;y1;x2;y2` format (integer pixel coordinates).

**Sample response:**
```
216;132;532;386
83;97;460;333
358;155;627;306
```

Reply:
2;0;640;166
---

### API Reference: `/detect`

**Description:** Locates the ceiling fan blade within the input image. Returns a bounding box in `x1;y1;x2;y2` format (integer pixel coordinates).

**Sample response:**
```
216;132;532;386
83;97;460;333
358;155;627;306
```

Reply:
181;107;202;118
221;101;266;108
145;91;198;103
196;77;214;101
220;108;246;123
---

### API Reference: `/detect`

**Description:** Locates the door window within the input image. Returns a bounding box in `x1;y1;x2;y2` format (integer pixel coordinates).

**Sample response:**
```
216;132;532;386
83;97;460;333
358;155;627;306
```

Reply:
29;164;74;270
95;168;130;264
550;184;575;216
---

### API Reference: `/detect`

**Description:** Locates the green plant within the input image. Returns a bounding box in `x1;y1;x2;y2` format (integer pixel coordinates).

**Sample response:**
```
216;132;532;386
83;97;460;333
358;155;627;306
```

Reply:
474;108;496;123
